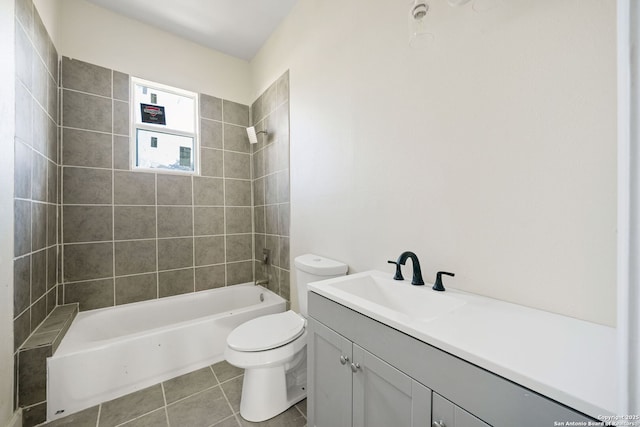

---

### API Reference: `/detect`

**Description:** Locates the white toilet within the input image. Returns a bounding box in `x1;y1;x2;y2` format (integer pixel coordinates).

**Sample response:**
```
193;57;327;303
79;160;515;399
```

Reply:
224;254;348;422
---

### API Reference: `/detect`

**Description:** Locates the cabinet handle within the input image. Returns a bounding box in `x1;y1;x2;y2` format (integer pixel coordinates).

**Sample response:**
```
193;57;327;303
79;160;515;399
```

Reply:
339;355;350;365
432;421;446;427
350;362;361;373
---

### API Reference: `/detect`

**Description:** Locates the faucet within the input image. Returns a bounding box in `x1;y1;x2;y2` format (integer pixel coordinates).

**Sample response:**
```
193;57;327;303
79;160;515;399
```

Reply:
387;251;425;286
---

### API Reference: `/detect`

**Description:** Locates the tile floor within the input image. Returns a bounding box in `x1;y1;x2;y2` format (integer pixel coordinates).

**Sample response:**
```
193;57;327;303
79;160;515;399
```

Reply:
39;361;307;427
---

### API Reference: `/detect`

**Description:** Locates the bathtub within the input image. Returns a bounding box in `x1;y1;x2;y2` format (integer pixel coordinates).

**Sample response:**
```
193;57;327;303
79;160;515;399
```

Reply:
47;283;286;421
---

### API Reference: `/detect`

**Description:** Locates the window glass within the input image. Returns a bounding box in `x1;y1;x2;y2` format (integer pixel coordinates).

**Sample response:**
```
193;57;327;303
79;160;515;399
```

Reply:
131;78;198;173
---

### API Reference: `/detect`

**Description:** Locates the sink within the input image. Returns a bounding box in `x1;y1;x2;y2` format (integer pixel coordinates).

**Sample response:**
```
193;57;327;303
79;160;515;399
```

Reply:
317;271;466;323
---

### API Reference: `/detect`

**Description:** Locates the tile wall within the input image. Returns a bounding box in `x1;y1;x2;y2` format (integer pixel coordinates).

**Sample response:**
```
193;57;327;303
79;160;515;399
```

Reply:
60;57;255;311
13;0;61;421
251;72;290;301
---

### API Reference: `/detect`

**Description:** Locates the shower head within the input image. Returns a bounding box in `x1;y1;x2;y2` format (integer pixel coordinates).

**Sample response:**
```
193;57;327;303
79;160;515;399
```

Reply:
246;126;267;144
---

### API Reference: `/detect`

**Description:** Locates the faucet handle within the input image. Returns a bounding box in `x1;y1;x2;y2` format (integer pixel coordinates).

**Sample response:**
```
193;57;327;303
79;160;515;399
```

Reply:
387;260;404;281
433;271;455;292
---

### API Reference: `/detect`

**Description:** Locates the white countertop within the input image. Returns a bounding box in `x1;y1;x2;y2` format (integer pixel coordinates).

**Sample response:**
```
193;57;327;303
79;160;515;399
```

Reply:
307;270;617;419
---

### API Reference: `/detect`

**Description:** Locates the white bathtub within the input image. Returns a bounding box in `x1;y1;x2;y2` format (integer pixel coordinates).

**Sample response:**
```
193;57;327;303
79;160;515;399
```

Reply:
47;283;286;421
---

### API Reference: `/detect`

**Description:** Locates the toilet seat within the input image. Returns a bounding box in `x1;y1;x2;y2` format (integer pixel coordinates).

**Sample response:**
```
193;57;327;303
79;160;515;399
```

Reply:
227;310;305;352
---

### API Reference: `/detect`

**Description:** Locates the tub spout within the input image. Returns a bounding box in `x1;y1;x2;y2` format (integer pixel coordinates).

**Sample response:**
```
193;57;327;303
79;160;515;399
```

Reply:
255;279;269;287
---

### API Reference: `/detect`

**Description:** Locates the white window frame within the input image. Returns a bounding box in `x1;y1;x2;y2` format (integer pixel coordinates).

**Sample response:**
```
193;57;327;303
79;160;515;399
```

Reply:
130;77;200;175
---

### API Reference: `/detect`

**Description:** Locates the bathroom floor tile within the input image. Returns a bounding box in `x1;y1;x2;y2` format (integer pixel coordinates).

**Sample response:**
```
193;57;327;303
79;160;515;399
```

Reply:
163;366;218;404
38;364;306;427
212;360;244;383
166;386;232;427
98;384;164;427
118;408;168;427
220;375;243;413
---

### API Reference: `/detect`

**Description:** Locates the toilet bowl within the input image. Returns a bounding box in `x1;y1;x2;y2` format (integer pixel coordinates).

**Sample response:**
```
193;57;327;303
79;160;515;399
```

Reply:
224;254;348;422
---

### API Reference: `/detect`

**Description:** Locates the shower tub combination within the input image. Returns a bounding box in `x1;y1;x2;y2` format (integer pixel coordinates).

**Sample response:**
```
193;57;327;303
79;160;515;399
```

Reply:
47;283;285;421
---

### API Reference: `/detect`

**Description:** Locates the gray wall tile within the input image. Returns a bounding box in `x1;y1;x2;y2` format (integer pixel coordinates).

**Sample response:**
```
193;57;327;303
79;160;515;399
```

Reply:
14;140;31;199
224;179;251;206
194;236;224;266
157;238;193;271
31;150;47;202
265;205;279;235
18;346;51;406
201;148;223;177
15;20;33;90
277;71;290;105
227;261;253;285
193;177;223;206
63;167;112;204
63;205;112;243
223;100;249;127
194;207;224;236
157;206;193;238
62;57;111;97
15;81;32;146
223;151;250;179
116;273;157;305
31;202;46;251
47;204;56;246
195;265;225;291
14;200;31;257
114;171;155;205
279;203;290;236
47;160;57;203
157;175;192;205
115;240;156;276
201;119;222;149
223;124;250;153
64;278;114;311
32;56;47;109
226;234;252;263
14;310;30;351
113;71;129;101
31;249;46;303
159;268;194;298
225;207;251;234
62;128;112;168
63;89;112;133
200;94;222;121
14;256;30;315
114;206;156;240
63;242;113;282
113;135;130;170
113;100;129;136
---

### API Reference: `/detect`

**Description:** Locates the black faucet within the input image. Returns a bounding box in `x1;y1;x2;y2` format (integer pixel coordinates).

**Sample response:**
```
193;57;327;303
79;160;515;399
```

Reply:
387;251;424;286
433;271;455;292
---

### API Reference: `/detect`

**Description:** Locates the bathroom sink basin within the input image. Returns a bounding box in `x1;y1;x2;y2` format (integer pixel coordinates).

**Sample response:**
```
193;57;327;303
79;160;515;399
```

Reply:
318;272;466;323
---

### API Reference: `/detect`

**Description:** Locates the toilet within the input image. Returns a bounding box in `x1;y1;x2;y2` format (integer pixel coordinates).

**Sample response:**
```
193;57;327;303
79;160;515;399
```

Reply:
224;254;348;422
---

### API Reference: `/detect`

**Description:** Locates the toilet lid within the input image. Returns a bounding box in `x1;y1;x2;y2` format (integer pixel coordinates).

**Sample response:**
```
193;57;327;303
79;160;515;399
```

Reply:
227;310;306;352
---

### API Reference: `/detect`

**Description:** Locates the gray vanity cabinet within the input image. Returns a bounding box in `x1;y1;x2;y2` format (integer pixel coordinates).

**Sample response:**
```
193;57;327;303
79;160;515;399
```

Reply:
308;319;431;427
308;291;598;427
307;319;353;427
432;393;490;427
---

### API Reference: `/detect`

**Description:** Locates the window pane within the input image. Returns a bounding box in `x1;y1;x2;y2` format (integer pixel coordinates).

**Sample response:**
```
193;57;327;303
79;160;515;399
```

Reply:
134;83;195;133
136;129;195;172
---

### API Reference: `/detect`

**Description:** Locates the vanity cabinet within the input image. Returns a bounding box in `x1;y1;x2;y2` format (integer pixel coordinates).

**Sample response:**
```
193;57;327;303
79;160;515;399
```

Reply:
308;319;431;427
432;393;489;427
307;292;598;427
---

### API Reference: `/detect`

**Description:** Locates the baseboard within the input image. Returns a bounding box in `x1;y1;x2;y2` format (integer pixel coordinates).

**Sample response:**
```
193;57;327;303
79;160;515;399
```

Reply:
4;409;21;427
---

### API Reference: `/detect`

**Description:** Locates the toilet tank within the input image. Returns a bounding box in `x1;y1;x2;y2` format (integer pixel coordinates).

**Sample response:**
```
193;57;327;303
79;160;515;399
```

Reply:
294;254;348;317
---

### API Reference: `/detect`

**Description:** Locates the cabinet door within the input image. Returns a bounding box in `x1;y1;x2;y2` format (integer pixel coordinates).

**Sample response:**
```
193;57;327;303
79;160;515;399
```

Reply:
353;345;431;427
308;319;353;427
432;393;490;427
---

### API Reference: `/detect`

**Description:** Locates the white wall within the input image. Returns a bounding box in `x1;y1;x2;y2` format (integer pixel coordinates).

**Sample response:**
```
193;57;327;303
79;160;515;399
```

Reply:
55;0;252;104
0;0;15;423
251;0;617;326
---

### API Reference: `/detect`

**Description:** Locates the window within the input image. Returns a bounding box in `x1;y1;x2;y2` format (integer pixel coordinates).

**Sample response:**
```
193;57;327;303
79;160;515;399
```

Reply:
131;77;199;173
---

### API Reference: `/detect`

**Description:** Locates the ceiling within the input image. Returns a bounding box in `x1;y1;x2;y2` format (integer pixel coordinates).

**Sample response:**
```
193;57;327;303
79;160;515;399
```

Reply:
85;0;299;61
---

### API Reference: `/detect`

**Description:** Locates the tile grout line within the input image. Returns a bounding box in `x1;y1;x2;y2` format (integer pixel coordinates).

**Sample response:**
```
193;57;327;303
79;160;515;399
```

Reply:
111;69;116;307
155;173;159;299
161;381;171;427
